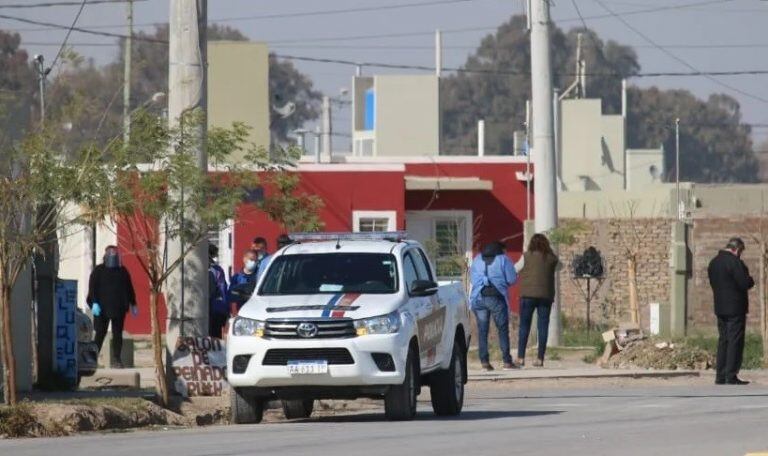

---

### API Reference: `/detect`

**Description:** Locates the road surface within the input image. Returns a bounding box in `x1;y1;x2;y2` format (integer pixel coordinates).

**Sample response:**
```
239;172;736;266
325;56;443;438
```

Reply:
4;383;768;455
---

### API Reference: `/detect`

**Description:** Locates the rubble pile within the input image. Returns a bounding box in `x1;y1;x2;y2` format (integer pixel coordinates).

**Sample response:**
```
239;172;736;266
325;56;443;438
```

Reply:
598;323;713;370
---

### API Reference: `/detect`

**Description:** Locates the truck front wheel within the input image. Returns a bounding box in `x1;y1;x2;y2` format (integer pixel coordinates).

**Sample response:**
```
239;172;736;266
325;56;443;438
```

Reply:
282;399;314;419
230;387;264;424
384;347;418;421
430;341;465;416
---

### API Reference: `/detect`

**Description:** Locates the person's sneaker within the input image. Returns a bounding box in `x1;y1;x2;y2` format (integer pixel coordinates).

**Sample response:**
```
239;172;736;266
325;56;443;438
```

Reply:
502;362;519;370
726;377;750;385
532;358;544;367
715;378;726;385
516;358;525;367
481;362;494;372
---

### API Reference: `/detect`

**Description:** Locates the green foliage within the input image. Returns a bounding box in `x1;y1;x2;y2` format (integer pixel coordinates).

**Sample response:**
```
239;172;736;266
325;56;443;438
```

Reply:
261;171;324;233
548;220;588;247
0;30;36;139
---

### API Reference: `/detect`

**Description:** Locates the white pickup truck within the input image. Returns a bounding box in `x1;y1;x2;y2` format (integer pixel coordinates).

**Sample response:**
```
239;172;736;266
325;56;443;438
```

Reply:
227;232;470;423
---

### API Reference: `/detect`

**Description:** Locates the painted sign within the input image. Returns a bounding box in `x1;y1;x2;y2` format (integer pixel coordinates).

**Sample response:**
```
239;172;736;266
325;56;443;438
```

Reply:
171;337;228;397
54;280;78;387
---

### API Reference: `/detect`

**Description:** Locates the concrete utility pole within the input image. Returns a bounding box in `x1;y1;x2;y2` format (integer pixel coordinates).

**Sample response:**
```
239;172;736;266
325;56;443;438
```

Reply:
675;117;681;220
122;0;133;145
530;0;560;345
321;95;332;161
435;29;442;77
167;0;208;342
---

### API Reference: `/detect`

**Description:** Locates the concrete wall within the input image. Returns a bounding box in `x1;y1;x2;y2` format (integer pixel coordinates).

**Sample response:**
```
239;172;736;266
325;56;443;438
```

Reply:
373;75;440;157
627;148;664;191
560;99;603;190
558;186;676;219
599;114;626;191
208;41;270;161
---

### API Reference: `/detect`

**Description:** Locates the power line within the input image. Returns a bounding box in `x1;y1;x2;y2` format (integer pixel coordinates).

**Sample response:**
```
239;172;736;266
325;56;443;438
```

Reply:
0;0;140;8
570;0;589;30
215;0;487;22
0;13;165;42
592;0;768;104
49;0;87;70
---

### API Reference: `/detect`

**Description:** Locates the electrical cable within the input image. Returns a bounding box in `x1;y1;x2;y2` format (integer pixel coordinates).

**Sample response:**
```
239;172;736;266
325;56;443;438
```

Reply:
48;0;88;71
592;0;768;104
0;0;141;8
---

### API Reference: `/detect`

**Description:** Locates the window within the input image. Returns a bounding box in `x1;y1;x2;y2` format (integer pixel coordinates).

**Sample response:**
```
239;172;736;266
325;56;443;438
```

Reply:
434;219;466;279
411;248;433;282
353;211;396;232
402;253;419;290
260;253;398;295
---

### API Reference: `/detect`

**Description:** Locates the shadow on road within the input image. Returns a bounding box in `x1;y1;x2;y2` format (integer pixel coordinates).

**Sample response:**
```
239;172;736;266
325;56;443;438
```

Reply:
300;409;563;423
478;392;768;400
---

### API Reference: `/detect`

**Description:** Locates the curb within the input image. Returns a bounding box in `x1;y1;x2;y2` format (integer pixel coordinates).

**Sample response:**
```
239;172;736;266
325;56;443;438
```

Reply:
468;370;701;382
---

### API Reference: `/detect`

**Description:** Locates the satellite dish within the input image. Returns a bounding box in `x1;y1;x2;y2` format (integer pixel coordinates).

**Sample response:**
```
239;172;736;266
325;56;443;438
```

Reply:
272;101;296;119
649;165;660;181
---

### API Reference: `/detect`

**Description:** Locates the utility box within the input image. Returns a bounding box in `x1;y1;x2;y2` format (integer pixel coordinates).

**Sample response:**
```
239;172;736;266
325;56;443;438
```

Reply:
649;302;671;337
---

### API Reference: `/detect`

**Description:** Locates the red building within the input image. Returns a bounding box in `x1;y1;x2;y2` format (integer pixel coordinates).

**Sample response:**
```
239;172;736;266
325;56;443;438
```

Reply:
121;156;532;335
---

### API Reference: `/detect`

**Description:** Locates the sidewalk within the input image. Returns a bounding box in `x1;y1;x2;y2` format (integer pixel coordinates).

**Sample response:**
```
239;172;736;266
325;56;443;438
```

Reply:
468;366;701;381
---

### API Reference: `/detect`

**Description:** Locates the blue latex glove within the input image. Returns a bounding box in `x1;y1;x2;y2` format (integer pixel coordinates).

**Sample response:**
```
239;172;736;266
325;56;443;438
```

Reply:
130;305;138;317
92;302;101;317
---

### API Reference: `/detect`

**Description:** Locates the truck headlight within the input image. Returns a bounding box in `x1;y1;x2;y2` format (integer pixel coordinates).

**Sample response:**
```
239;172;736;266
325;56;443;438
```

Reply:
232;317;265;337
354;312;400;336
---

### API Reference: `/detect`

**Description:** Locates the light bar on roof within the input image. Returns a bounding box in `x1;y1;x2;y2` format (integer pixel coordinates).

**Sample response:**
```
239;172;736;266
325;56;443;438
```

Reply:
288;231;408;243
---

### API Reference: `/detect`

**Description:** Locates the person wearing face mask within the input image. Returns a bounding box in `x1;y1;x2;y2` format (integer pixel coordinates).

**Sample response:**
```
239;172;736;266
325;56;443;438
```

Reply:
227;249;260;314
86;245;137;368
252;237;270;266
256;234;293;280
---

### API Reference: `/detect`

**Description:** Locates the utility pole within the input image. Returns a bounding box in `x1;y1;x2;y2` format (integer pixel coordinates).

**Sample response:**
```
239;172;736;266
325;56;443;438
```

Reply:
675;117;681;220
167;0;208;344
530;0;560;345
321;95;332;162
435;29;442;77
34;55;45;125
122;0;133;145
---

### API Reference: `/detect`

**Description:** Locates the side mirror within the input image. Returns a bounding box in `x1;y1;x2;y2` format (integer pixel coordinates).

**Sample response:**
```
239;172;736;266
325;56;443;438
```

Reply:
410;279;438;297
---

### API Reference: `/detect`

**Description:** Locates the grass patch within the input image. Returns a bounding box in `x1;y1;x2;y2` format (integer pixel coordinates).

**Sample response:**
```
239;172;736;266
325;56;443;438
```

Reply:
562;315;605;363
59;397;152;414
0;402;37;437
685;332;763;369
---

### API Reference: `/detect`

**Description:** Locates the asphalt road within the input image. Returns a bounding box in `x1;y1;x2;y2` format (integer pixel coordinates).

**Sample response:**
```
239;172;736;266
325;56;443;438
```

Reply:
4;383;768;456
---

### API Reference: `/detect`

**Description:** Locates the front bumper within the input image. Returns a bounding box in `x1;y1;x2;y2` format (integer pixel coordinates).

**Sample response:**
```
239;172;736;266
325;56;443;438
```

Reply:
227;331;411;388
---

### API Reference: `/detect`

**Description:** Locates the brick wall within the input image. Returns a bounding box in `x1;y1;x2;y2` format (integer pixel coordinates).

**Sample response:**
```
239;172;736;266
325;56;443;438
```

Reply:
557;216;765;332
557;218;673;329
689;217;763;330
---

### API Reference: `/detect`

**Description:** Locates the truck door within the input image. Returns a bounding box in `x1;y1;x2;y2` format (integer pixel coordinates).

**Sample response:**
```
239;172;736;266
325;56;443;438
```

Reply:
404;249;445;371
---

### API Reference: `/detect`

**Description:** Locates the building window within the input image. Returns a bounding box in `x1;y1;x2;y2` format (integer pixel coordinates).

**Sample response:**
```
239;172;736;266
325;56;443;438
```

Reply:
353;211;396;232
434;219;466;279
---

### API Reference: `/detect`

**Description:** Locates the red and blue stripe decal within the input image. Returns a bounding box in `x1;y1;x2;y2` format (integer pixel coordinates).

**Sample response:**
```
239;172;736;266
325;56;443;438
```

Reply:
320;293;362;318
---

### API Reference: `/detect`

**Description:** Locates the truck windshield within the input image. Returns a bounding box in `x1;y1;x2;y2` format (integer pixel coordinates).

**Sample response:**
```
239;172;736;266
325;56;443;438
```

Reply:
259;253;399;295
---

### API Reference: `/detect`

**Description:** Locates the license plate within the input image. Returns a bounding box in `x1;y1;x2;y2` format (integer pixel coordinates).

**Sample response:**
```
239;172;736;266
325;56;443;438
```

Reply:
287;360;328;375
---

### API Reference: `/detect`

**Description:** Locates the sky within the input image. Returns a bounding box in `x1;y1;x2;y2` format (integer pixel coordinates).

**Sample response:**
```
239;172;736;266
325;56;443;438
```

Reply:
1;0;767;149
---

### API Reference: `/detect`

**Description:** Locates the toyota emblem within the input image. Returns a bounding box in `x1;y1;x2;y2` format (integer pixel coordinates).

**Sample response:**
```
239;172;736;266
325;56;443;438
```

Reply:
296;322;319;338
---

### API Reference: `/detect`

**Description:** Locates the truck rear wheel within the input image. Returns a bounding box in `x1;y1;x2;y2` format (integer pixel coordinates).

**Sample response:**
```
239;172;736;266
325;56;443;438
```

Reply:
385;347;418;421
282;399;314;419
430;341;465;416
230;387;264;424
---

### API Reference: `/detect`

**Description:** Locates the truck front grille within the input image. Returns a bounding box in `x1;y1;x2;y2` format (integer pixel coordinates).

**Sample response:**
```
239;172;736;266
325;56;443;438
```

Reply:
262;348;355;365
264;319;357;339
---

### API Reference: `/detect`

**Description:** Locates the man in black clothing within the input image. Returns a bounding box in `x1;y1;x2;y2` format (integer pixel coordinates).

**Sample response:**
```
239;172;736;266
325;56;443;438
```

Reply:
87;245;137;368
708;237;755;385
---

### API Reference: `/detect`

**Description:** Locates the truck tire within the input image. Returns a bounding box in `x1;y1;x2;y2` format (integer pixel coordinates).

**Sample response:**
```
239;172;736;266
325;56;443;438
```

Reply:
282;399;314;419
385;347;418;421
230;387;264;424
430;341;465;416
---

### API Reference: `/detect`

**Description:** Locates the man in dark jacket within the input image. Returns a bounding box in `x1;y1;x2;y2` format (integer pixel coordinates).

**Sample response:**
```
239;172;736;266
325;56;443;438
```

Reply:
708;237;755;385
87;245;137;368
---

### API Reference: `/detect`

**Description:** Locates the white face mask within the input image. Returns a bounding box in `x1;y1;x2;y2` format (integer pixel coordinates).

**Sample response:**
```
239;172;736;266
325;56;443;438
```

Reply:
244;259;257;272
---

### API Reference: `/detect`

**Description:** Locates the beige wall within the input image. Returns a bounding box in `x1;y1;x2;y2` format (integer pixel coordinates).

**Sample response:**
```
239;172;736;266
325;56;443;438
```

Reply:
599;115;625;191
560;99;603;190
373;75;440;157
208;41;270;162
558;186;676;219
627;148;664;191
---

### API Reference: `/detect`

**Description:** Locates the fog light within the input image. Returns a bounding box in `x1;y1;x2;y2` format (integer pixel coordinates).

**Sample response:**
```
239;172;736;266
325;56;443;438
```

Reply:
232;354;252;374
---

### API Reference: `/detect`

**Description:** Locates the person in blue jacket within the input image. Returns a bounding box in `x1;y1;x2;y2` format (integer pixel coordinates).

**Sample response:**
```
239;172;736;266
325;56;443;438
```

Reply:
228;249;260;314
469;241;518;371
256;234;294;279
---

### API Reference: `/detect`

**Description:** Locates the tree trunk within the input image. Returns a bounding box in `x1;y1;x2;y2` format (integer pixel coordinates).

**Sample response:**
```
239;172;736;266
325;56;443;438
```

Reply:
0;282;17;405
149;288;169;407
627;256;640;326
